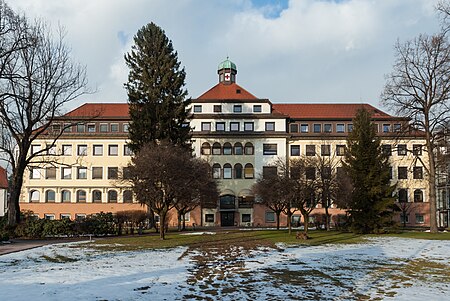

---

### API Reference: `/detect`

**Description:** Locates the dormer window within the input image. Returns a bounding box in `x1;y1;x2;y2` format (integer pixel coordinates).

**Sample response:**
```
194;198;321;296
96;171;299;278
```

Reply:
236;89;241;94
233;105;242;113
193;105;202;113
253;105;262;113
213;105;222;113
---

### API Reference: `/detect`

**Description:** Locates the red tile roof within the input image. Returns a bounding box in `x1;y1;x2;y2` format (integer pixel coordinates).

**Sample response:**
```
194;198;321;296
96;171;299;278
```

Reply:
197;83;258;100
0;166;8;189
64;103;129;118
272;103;396;120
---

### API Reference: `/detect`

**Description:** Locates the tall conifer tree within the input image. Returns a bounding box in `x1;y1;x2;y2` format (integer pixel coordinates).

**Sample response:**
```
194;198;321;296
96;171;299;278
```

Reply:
124;22;191;151
342;109;395;233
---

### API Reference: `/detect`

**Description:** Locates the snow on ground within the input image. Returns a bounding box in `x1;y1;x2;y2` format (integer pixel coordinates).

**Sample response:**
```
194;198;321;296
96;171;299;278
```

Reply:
0;237;450;300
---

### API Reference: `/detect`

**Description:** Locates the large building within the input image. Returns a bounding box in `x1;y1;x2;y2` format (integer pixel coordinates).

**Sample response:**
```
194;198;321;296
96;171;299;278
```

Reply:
20;59;430;227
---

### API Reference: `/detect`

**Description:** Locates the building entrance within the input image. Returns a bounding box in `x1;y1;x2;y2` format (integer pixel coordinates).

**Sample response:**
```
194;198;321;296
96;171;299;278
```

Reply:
221;212;235;226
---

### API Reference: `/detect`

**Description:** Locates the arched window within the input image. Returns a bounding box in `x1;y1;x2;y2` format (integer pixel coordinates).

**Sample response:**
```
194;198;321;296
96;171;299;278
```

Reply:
234;142;243;155
244;142;254;155
123;190;133;203
223;163;232;179
108;190;118;203
398;189;408;203
234;163;243;179
92;190;102;203
223;143;232;155
29;190;40;203
212;143;221;155
244;163;254;179
414;189;423;203
76;190;86;203
212;163;221;179
45;190;55;203
201;142;211;155
61;190;71;203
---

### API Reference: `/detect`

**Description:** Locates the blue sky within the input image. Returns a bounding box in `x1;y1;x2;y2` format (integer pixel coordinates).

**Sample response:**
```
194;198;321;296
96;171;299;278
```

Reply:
9;0;442;113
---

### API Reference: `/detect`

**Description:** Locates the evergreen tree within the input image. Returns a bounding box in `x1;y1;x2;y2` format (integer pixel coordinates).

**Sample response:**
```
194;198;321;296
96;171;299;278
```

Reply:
124;22;191;151
342;109;396;233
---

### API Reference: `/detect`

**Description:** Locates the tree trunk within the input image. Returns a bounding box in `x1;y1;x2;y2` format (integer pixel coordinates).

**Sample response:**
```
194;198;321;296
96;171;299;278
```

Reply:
182;216;186;231
287;212;293;235
304;213;309;234
8;164;26;227
426;131;438;233
159;209;167;240
325;205;330;231
177;210;182;231
276;212;281;230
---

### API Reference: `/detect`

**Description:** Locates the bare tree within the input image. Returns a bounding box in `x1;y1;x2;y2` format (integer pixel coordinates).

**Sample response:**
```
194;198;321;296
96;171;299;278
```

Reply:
381;16;450;232
0;2;88;226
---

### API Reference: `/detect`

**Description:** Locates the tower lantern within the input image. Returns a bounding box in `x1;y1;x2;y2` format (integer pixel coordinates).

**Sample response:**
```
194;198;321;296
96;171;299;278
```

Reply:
217;57;237;85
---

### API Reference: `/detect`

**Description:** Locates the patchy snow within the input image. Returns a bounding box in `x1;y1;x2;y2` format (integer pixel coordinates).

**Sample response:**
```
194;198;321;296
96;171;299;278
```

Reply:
180;231;217;235
0;237;450;300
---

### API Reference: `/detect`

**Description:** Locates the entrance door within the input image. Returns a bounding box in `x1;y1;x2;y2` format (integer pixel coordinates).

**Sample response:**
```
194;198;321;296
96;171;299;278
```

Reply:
221;212;235;227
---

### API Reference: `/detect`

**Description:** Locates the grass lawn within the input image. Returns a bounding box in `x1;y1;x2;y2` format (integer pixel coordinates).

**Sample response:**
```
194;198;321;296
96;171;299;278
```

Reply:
87;229;450;252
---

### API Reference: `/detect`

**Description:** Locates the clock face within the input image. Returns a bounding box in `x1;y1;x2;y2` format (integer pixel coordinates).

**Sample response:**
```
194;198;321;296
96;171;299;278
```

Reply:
224;72;231;81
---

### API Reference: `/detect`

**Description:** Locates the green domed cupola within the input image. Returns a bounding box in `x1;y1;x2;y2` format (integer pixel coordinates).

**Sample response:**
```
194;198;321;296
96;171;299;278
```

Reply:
218;57;237;84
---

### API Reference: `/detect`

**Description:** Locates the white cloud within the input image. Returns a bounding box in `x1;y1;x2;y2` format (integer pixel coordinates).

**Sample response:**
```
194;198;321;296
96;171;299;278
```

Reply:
8;0;442;112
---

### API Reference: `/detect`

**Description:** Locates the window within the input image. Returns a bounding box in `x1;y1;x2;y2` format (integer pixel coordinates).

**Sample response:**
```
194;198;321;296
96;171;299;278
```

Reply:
398;144;407;156
322;167;332;179
123;190;133;203
75;214;86;220
336;145;346;156
321;145;331;156
213;105;222;113
205;214;214;223
99;123;108;132
306;145;316;156
414;189;423;203
415;214;424;224
300;124;309;133
234;163;243;179
253;105;262;113
61;190;71;203
29;190;40;203
265;211;275;223
244;122;254;131
61;167;72;179
413;167;423;179
223;164;232;179
306;167;316;180
123;123;130;132
122;167;132;179
92;190;102;203
290;124;299;133
244;163;254;179
87;124;96;132
109;145;119;156
398;189;408;203
124;145;133;156
201;142;211;155
244;142;254;155
223;143;232;155
92;167;103;179
398;167;408;179
30;167;41;179
109;123;118;132
193;105;202;113
212;163;221;179
201;122;211;131
60;214;71;219
182;212;190;222
216;122;225;131
263;166;277;179
77;145;87;156
76;123;85;133
265;122;275;131
230;122;240;132
233;105;242;113
108;167;119;179
242;214;251;223
108;190;118;203
76;190;87;203
382;144;392;156
44;214;55;220
31;145;42;156
45;190;55;203
393;124;401;132
383;124;391;133
46;144;57;155
234;143;243;155
93;145;103;156
401;214;409;224
413;144;422;156
291;145;300;156
52;124;61;133
324;124;332;133
63;123;72;132
313;124;321;133
77;167;87;179
347;124;353;132
219;195;235;211
336;124;345;133
212;143;221;155
263;144;277;155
